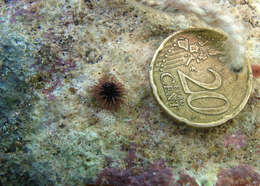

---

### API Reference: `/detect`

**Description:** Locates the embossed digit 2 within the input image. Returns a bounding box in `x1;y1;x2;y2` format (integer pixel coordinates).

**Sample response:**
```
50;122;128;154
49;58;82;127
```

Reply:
178;68;229;115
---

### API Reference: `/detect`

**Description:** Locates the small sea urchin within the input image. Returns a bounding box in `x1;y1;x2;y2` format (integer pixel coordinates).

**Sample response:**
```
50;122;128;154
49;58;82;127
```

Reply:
91;75;125;111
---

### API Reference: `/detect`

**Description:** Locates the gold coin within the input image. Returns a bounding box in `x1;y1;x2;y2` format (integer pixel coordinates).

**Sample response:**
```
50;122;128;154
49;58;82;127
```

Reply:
149;28;253;127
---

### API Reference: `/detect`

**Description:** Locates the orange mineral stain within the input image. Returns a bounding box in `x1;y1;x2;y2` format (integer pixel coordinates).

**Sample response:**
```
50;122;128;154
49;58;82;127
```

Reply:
252;64;260;78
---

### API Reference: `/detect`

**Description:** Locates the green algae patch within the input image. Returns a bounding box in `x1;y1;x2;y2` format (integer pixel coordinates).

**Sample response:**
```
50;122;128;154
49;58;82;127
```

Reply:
26;128;127;184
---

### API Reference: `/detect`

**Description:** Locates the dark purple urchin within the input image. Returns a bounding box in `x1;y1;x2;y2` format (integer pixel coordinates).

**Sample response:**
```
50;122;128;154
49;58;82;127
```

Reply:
92;75;125;111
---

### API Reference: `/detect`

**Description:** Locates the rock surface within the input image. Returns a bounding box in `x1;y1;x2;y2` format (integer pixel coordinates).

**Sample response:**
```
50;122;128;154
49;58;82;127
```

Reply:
0;0;259;185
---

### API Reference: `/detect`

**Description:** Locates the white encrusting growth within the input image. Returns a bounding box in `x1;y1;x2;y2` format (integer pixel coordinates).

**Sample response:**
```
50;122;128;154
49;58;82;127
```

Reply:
169;0;246;72
139;0;247;72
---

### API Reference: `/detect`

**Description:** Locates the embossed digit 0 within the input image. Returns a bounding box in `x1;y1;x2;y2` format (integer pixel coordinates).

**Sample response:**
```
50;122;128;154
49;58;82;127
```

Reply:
178;68;230;115
187;91;229;115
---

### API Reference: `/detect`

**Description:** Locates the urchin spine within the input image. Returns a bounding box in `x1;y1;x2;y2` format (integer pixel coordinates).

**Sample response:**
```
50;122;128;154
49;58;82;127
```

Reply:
91;75;125;111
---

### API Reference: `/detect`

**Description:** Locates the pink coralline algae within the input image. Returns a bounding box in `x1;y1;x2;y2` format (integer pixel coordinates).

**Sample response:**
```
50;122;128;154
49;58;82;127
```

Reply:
176;172;199;186
33;42;77;100
95;161;174;186
216;165;260;186
95;144;174;186
8;0;42;24
224;131;247;149
95;144;200;186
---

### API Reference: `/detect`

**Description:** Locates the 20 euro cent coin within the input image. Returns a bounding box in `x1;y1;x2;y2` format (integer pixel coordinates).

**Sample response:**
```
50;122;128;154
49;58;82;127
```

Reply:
149;28;252;127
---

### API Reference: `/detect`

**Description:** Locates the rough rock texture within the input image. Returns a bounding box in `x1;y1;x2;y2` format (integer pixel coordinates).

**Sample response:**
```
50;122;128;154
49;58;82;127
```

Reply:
0;0;259;185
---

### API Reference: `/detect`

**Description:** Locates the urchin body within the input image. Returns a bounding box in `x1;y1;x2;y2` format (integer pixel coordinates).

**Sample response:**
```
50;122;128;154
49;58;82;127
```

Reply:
91;75;125;111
